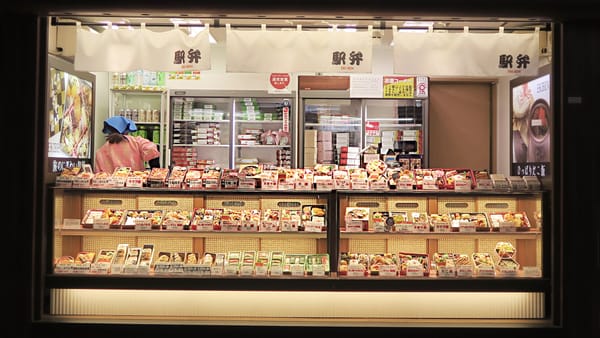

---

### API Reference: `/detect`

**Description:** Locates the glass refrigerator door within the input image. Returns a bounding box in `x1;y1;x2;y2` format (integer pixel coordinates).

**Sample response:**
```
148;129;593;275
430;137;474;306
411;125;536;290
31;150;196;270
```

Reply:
363;98;428;169
233;97;293;169
169;96;231;169
300;98;363;168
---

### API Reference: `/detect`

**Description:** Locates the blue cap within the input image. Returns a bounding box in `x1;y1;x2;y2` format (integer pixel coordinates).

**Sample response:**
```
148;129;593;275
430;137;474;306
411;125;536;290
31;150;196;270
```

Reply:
103;116;137;134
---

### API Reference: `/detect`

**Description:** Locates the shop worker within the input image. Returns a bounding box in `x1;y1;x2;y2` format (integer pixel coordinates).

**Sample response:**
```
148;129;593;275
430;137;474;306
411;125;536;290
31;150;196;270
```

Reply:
94;116;160;173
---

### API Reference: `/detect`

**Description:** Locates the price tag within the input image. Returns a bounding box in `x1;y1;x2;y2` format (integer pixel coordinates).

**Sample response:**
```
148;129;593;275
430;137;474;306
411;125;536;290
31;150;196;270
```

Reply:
396;179;414;190
238;178;256;189
369;181;388;190
278;181;294;190
63;218;82;229
221;221;239;232
270;266;283;276
456;265;474;277
395;222;413;233
90;262;111;274
210;265;224;275
91;177;111;187
54;263;73;273
311;264;326;276
154;262;170;274
433;222;451;232
126;176;143;188
304;221;323;232
170;262;184;274
334;179;351;189
241;221;259;232
72;177;91;188
240;265;254;276
454;179;471;191
437;266;455;277
188;179;204;189
163;219;183;231
290;264;305;276
121;264;138;274
134;218;153;231
406;264;424;277
498;268;518;276
493;179;510;191
423;181;440;190
225;265;239;275
413;222;429;233
345;220;364;232
295;179;313;190
476;178;493;190
261;179;278;190
499;221;516;232
92;218;110;230
379;265;398;277
347;263;366;277
351;180;369;190
281;220;299;232
259;220;279;232
523;266;542;277
476;266;495;277
459;221;476;233
316;179;334;190
255;265;268;276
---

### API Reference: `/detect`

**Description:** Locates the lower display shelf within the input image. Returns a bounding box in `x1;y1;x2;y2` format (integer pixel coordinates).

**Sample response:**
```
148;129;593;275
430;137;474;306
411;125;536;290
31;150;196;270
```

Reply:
45;273;551;292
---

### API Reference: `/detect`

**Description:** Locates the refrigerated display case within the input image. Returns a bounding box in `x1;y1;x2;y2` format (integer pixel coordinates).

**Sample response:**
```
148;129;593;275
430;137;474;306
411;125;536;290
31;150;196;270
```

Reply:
167;90;295;169
108;77;168;168
45;184;550;325
298;75;428;169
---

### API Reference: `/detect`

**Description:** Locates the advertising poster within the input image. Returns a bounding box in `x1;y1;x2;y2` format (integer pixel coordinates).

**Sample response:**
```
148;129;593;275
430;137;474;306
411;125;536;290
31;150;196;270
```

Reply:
510;64;551;176
48;56;95;173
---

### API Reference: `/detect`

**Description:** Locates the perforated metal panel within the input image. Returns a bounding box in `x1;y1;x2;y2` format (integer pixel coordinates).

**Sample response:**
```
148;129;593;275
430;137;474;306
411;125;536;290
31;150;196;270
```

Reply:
476;196;517;213
261;196;324;210
387;196;428;213
137;194;194;211
205;195;260;210
348;239;386;253
54;235;63;257
54;191;64;228
436;236;476;254
437;197;476;214
83;193;137;212
260;238;317;254
204;237;260;253
387;238;427;253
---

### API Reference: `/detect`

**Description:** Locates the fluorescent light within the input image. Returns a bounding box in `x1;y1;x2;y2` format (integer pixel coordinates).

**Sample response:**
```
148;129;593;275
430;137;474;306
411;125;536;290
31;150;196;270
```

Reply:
403;21;434;27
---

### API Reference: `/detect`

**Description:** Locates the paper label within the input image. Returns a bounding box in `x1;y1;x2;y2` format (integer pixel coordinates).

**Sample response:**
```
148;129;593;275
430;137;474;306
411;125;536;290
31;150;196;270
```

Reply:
63;218;82;229
456;265;474;277
92;218;110;230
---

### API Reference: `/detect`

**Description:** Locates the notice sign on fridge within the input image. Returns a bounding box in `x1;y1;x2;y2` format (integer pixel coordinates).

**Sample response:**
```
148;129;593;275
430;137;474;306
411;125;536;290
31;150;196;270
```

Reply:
510;64;551;177
383;76;415;99
268;73;292;94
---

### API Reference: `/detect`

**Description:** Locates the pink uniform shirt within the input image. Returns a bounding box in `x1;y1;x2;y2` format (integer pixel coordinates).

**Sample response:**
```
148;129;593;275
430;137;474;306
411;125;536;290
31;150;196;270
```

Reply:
94;135;160;173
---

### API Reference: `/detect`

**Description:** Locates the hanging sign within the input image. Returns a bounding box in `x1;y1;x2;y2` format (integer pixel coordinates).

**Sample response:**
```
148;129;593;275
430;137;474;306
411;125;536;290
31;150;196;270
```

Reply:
227;27;372;73
75;26;212;72
393;29;540;77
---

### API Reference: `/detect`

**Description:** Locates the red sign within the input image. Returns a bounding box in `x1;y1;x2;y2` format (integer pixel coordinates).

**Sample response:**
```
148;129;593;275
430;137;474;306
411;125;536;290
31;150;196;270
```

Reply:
270;73;290;90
